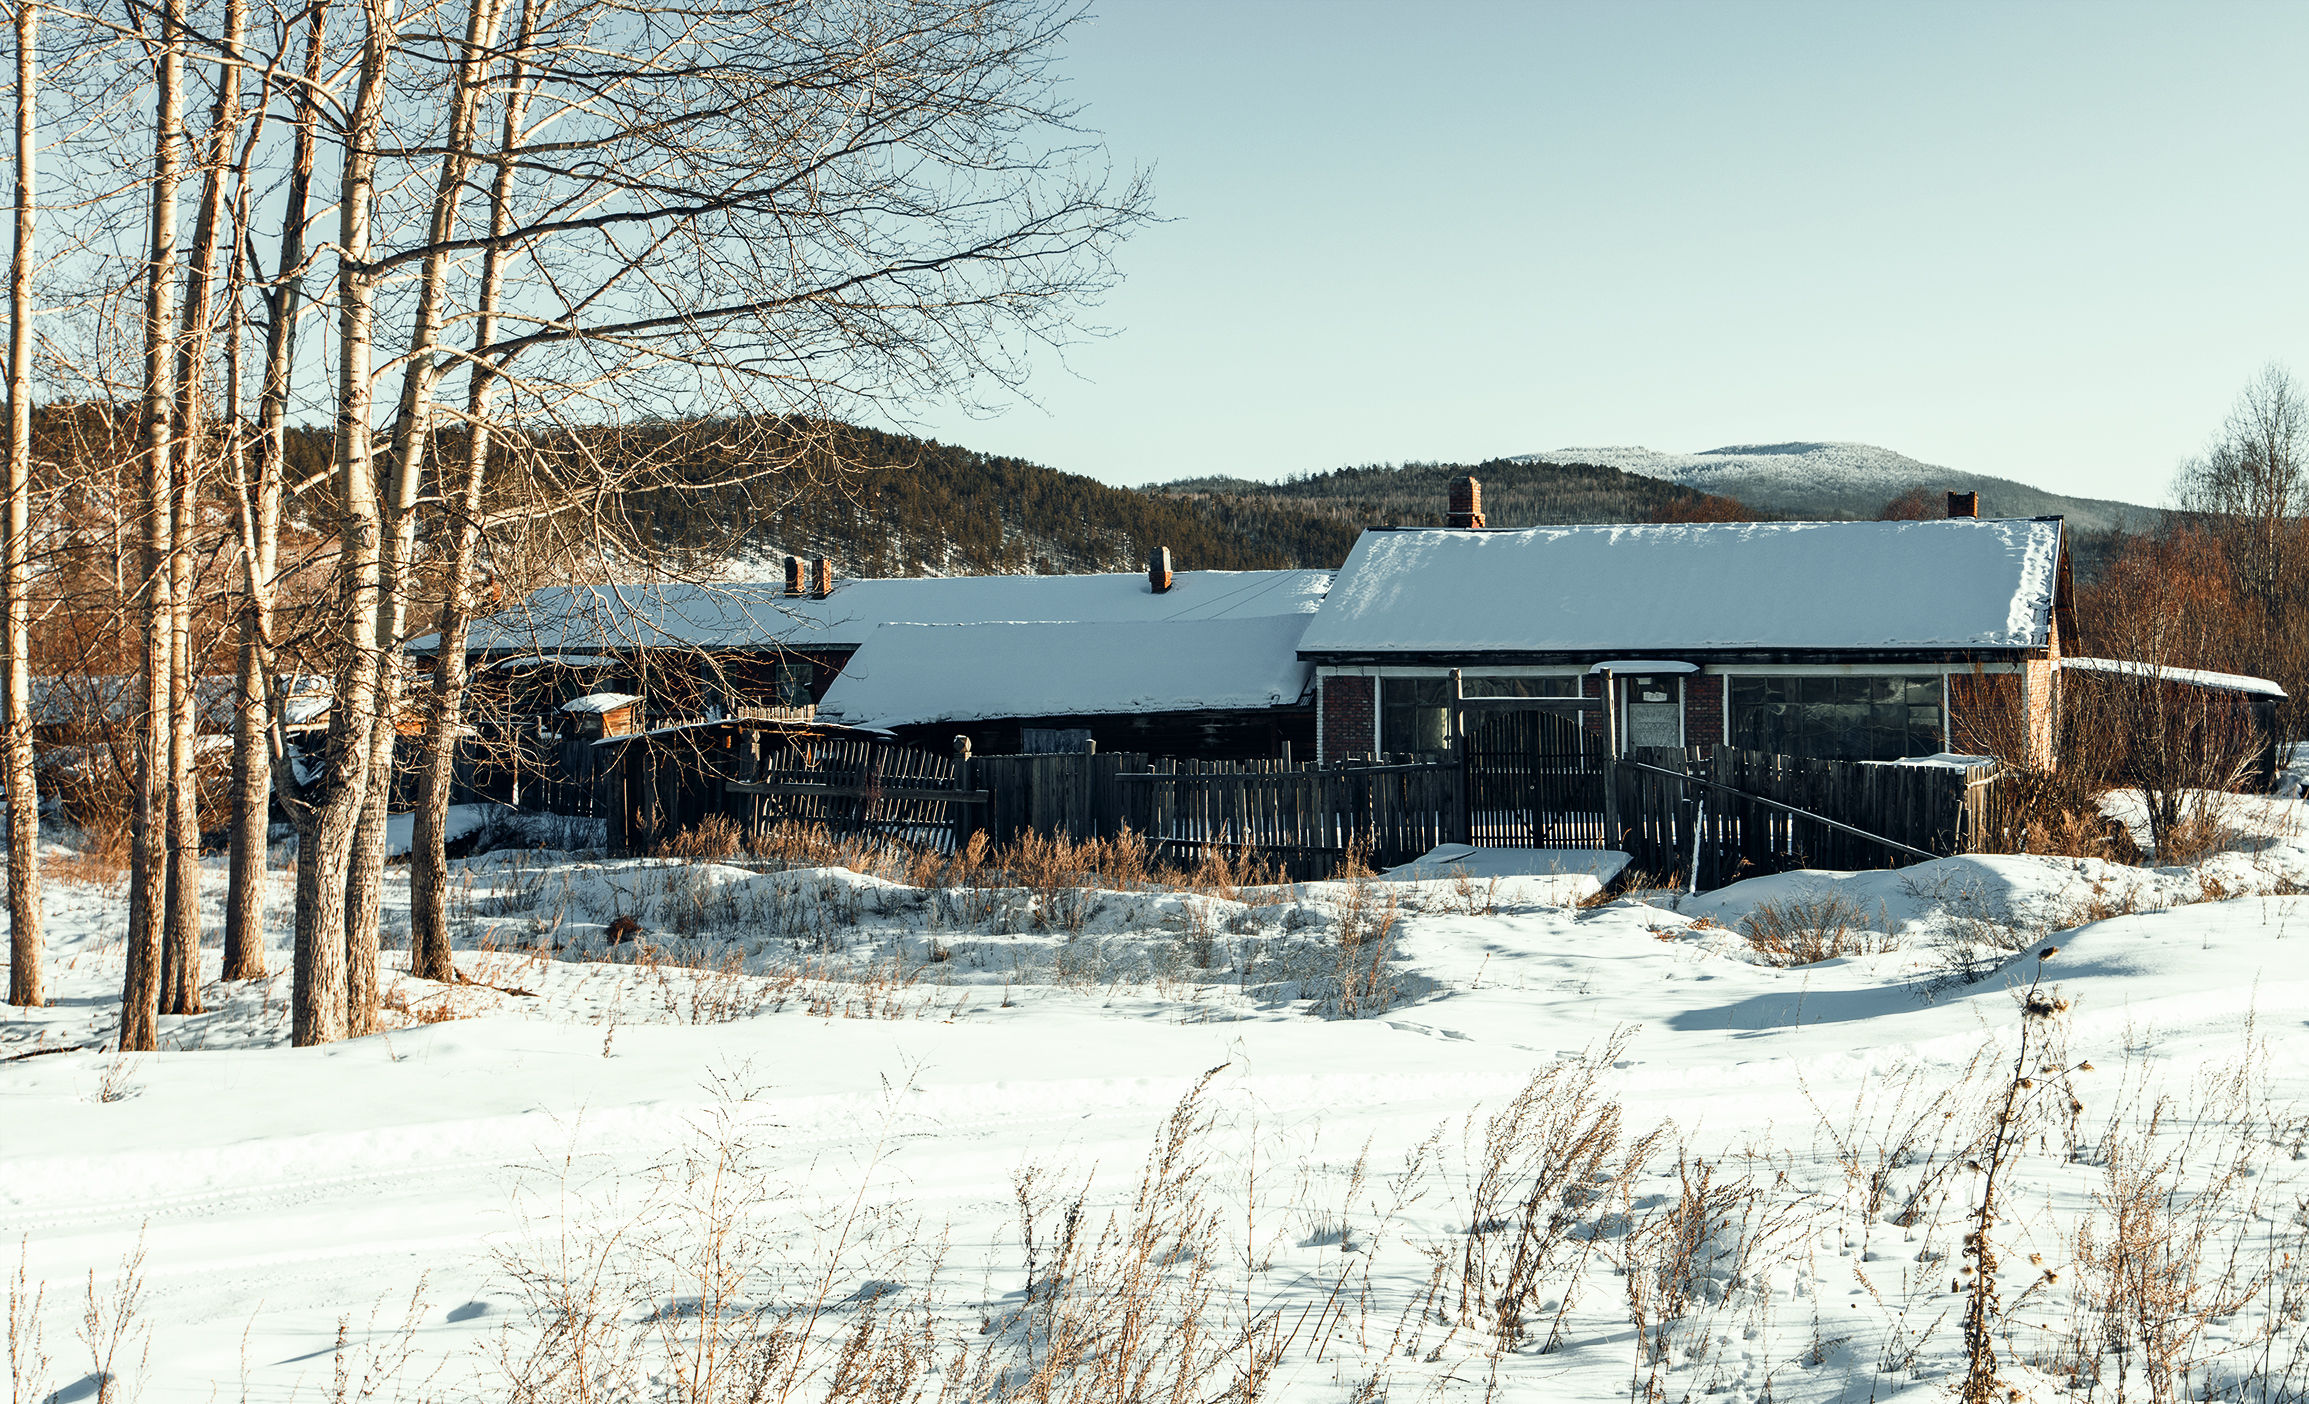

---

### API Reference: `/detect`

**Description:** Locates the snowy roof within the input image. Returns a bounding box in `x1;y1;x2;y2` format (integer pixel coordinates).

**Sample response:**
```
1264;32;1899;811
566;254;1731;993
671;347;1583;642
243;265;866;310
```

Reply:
1297;519;2063;655
481;653;624;670
31;673;332;730
559;692;643;714
2062;657;2286;698
439;569;1332;656
817;616;1317;728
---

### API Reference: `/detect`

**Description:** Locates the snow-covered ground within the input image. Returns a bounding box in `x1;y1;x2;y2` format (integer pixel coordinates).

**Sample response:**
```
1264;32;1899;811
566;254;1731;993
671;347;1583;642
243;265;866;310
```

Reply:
6;807;2309;1402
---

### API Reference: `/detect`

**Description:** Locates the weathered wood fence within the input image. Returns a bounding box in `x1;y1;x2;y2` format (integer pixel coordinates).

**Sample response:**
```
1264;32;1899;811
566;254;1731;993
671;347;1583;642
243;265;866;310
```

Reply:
1114;758;1463;875
607;724;2000;889
967;750;1146;847
605;724;988;853
1612;747;2000;887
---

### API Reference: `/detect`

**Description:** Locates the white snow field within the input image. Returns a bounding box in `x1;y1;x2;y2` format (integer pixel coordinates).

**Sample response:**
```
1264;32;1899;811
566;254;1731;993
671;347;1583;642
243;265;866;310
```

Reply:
6;804;2309;1403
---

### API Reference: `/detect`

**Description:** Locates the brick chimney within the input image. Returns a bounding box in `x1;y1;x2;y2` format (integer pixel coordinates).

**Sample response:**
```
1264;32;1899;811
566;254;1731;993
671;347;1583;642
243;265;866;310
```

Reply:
1946;491;1978;519
1447;476;1486;529
1148;546;1173;593
811;556;833;599
783;554;804;597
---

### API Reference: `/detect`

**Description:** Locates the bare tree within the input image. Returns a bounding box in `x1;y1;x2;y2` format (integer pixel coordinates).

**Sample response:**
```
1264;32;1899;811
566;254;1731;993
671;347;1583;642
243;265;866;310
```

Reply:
2172;362;2309;728
152;0;250;1018
222;0;330;981
378;0;1152;975
119;0;185;1054
291;0;398;1048
409;0;533;983
2073;531;2264;857
2;0;36;1009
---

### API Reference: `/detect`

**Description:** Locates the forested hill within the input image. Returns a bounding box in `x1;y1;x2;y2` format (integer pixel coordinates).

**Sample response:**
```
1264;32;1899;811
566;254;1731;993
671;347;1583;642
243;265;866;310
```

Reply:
621;423;1364;576
620;428;1770;578
1152;458;1762;531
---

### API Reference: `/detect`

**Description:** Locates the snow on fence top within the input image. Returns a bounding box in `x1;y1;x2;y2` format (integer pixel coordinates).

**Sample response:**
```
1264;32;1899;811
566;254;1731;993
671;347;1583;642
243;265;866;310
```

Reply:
434;569;1332;655
818;615;1317;728
1296;518;2063;655
2062;656;2287;698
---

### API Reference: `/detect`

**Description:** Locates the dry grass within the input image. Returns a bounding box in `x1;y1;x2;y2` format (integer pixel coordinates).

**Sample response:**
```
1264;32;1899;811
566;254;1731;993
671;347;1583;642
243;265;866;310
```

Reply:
481;1070;1290;1404
23;1016;2309;1404
382;981;477;1026
1738;890;1897;966
1444;1031;1651;1352
1325;868;1401;1019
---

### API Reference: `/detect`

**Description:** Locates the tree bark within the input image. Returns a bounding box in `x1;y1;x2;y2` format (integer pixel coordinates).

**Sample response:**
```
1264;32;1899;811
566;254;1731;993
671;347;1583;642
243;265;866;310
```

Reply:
122;0;185;1053
411;0;532;981
225;0;326;981
347;0;505;1014
159;0;249;1015
3;0;36;1009
293;0;391;1047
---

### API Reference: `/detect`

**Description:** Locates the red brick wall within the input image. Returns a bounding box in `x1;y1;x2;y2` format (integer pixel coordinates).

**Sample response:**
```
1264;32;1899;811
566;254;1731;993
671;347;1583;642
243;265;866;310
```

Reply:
1581;672;1606;749
1685;674;1723;750
1319;674;1374;761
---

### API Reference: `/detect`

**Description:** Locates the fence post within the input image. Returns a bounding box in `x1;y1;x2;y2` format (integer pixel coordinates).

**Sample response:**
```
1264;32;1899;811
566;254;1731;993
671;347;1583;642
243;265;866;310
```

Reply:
1598;667;1621;850
1450;668;1470;846
950;735;976;853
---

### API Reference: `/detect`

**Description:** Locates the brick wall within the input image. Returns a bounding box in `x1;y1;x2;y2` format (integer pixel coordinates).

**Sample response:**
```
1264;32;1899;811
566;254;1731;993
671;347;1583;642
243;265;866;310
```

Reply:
1581;672;1606;749
1685;674;1723;750
2023;659;2056;766
1319;674;1374;761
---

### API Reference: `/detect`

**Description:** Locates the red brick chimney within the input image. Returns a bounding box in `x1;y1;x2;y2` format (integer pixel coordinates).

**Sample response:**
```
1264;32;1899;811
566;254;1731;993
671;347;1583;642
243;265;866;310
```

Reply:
783;555;804;597
811;556;833;599
1946;491;1978;519
1148;546;1173;593
1447;476;1486;529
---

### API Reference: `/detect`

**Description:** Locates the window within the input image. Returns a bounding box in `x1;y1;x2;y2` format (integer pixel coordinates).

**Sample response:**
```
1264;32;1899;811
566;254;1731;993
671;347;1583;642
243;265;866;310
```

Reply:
773;661;815;707
1729;675;1944;760
1460;674;1580;698
1380;677;1453;757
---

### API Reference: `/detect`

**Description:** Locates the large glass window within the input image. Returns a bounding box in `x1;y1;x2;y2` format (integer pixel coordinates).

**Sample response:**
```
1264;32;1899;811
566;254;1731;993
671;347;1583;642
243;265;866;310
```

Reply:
1729;675;1945;760
1380;677;1453;758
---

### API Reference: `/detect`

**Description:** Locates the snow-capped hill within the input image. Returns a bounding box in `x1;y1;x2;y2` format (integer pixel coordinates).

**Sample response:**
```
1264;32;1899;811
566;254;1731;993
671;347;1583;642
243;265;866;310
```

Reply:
1511;441;2157;532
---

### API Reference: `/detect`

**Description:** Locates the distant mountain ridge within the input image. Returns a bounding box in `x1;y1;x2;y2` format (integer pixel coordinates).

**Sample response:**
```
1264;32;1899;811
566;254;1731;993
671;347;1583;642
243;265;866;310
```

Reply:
1152;457;1757;533
1511;441;2158;533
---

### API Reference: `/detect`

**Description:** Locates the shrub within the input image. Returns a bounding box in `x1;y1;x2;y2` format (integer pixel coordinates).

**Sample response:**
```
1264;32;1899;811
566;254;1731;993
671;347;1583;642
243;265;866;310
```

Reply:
1738;890;1892;966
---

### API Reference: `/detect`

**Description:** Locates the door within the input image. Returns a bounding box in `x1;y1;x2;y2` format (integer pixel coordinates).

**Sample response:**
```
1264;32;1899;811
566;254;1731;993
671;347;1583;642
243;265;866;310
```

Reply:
1622;675;1682;754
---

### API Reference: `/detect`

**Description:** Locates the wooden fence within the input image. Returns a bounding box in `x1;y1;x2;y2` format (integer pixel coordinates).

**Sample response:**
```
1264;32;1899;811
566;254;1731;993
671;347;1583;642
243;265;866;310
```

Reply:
607;727;2000;890
1611;747;1998;887
966;750;1147;847
1114;757;1463;875
605;724;986;853
728;732;975;849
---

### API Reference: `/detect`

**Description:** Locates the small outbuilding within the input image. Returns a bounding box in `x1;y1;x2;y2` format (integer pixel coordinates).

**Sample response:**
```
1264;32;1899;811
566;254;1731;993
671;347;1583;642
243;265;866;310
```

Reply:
558;692;644;740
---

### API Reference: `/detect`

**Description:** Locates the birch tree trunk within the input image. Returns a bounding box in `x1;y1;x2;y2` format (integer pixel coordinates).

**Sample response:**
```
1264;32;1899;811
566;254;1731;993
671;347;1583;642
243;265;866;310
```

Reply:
293;0;391;1047
159;0;245;1016
122;0;185;1053
410;0;531;981
224;0;326;980
344;0;503;1019
3;0;36;1009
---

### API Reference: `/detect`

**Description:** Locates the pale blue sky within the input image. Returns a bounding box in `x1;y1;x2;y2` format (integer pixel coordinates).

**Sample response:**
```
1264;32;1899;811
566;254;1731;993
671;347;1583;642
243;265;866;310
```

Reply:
901;0;2309;506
